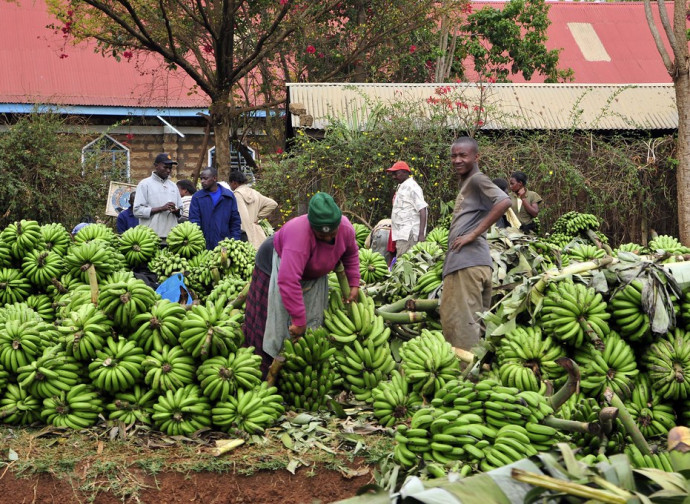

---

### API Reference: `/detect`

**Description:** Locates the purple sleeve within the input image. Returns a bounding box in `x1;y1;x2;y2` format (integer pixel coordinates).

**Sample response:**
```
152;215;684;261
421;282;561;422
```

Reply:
277;245;310;327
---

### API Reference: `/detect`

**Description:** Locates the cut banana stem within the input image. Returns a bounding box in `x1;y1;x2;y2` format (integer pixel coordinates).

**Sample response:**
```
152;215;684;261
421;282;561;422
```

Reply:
333;262;351;302
532;257;616;296
212;438;245;457
511;469;628;504
599;407;619;436
605;390;652;455
452;347;475;364
542;415;598;435
548;357;579;412
230;281;250;309
87;265;99;304
377;296;413;314
404;298;440;312
378;311;427;324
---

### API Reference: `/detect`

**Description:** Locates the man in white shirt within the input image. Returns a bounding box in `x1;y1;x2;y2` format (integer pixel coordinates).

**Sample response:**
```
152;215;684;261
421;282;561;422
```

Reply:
387;161;428;259
133;153;183;238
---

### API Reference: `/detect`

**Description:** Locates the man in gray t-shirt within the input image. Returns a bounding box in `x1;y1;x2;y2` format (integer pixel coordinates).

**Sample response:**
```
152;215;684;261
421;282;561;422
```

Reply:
440;137;511;351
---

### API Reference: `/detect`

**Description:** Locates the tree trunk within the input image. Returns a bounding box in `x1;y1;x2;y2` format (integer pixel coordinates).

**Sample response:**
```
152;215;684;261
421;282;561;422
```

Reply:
210;96;232;183
675;74;690;245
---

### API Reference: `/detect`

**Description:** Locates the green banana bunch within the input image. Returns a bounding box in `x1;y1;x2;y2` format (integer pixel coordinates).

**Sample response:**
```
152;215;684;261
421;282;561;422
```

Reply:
430;379;482;417
73;223;117;246
211;238;256;280
196;347;262;401
358;248;389;284
25;294;56;323
58;303;113;361
0;268;32;305
212;382;285;434
46;272;82;301
414;261;444;296
552;211;600;235
152;384;212;436
0;383;42;425
88;337;145;393
625;444;674;472
185;250;218;299
0;362;8;393
131;299;187;353
178;299;244;360
371;370;423;427
118;225;161;267
496;325;566;391
627;375;676;439
167;221;206;259
610;280;650;342
540;279;611;348
575;332;639;399
64;240;122;283
614;242;644;256
41;223;71;256
16;345;82;399
22;249;64;288
0;240;10;269
545;232;574;249
552;391;583;421
648;234;687;254
55;284;93;320
335;337;395;401
148;249;189;282
278;327;337;411
106;385;157;425
565;243;606;262
324;292;390;347
378;241;444;303
570;396;626;455
643;328;690;400
42;383;103;429
143;345;196;392
399;329;460;398
352;223;370;248
425;227;449;252
482;385;535;430
0;318;42;373
206;275;247;305
1;219;43;260
98;277;159;332
480;424;539;472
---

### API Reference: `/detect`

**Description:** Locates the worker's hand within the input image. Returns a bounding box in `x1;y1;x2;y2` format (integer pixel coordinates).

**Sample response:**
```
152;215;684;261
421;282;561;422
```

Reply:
450;233;475;252
517;187;526;199
288;324;307;339
345;286;359;304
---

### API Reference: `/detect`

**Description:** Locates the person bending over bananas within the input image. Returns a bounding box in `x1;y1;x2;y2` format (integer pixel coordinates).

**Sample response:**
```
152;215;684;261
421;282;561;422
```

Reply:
243;192;361;377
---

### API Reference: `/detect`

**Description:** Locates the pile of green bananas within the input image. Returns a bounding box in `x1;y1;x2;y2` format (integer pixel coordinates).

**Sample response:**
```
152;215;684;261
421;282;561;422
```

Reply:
614;242;644;256
16;345;81;398
0;317;42;373
118;225;160;267
540;279;610;347
626;375;676;439
552;211;600;235
575;332;638;398
430;379;482;417
278;328;336;411
212;238;256;280
1;219;44;260
196;347;262;401
106;385;157;425
178;299;243;359
358;248;389;284
0;268;32;305
22;250;64;288
212;382;285;434
184;250;218;297
352;223;370;248
206;276;247;305
495;325;566;391
131;299;187;353
414;261;443;296
41;223;71;255
335;338;396;401
610;280;650;341
88;337;145;393
625;444;674;472
167;222;206;259
643;328;690;400
143;345;196;392
26;294;55;322
480;425;540;471
324;293;390;346
64;240;123;283
42;383;104;429
569;397;626;455
565;243;606;262
399;329;460;397
0;383;42;425
73;223;117;245
98;278;159;331
58;303;113;361
425;227;449;252
152;384;212;436
371;370;423;427
648;234;689;255
148;249;189;282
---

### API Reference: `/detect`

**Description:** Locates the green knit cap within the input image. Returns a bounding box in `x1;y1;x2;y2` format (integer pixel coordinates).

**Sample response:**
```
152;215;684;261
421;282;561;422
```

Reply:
308;192;342;232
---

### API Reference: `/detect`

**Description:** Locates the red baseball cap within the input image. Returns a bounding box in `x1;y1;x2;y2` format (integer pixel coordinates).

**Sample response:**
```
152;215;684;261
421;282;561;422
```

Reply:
386;161;411;172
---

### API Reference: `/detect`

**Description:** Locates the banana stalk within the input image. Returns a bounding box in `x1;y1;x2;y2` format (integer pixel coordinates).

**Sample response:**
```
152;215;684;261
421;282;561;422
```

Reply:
87;264;99;304
532;257;616;298
511;469;628;504
605;389;651;455
212;438;245;457
377;311;427;324
230;281;250;309
404;299;440;312
585;229;614;255
548;357;579;412
377;296;413;313
542;416;599;435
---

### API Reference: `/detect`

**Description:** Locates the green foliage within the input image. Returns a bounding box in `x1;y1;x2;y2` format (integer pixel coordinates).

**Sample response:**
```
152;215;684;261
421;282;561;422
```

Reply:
259;93;677;245
0;112;111;228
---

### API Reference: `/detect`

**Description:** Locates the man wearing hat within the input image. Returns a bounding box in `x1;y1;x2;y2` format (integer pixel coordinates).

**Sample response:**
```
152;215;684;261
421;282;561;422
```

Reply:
133;153;184;238
243;192;361;377
387;161;428;260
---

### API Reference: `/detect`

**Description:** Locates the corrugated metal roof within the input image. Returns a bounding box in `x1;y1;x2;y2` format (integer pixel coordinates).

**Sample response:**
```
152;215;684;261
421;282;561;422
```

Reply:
0;0;209;108
287;83;677;130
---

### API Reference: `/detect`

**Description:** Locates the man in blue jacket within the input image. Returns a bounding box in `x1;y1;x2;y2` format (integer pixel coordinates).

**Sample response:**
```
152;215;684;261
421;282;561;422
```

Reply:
189;167;242;249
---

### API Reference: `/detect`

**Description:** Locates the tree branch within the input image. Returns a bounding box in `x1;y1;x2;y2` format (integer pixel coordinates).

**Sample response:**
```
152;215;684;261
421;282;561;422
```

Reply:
643;0;674;73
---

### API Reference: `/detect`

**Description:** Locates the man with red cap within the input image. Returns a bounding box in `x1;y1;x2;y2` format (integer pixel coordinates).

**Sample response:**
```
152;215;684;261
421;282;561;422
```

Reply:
387;161;428;260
